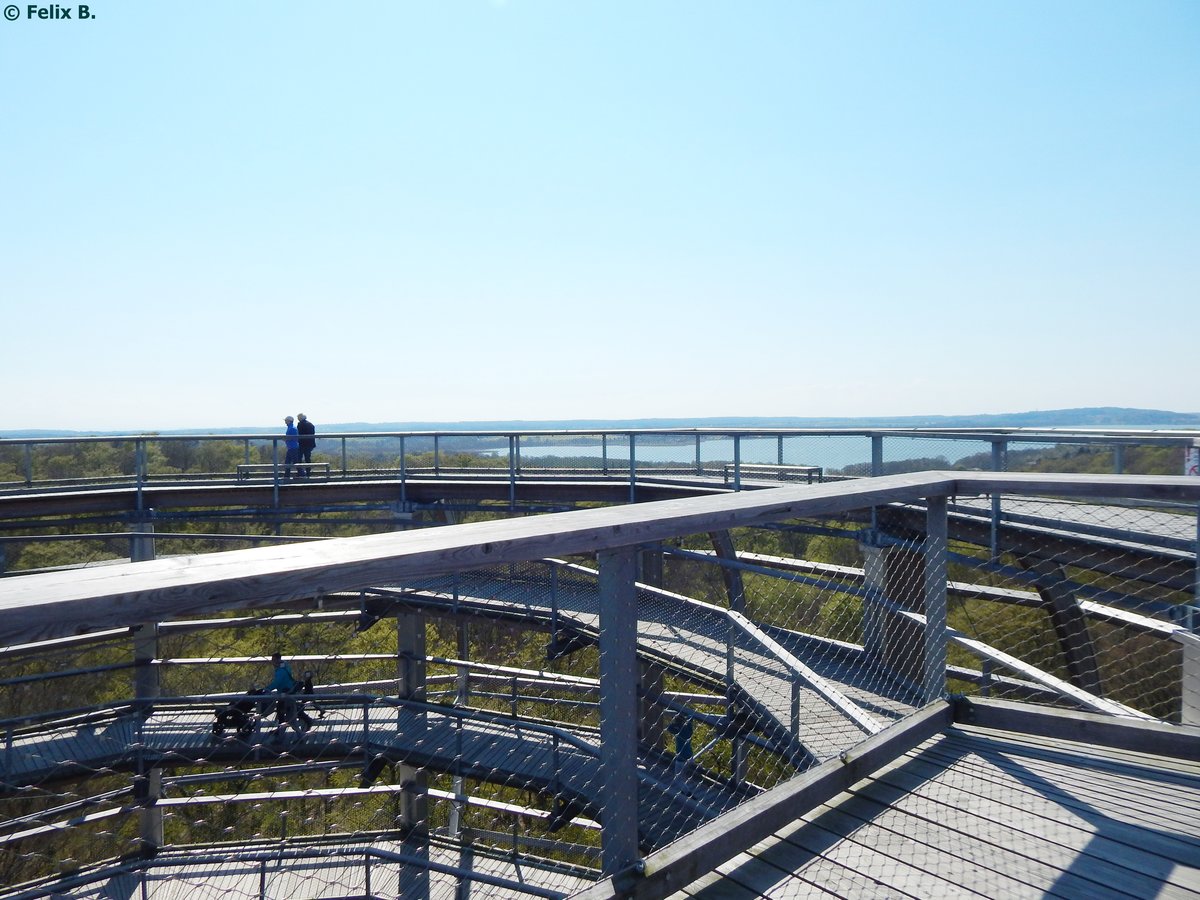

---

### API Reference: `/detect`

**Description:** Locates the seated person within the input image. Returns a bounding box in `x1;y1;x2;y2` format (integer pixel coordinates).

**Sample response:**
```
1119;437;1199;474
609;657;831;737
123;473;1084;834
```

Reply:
265;652;312;738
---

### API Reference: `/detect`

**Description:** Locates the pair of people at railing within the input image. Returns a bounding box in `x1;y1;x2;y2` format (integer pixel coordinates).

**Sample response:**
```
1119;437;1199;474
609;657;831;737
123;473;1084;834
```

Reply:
282;414;318;479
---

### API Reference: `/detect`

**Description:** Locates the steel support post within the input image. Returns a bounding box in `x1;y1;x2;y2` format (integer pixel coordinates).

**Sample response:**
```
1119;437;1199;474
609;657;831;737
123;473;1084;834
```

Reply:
597;546;641;878
509;435;517;510
450;622;471;838
870;435;883;531
695;434;702;475
400;436;407;506
923;496;949;704
709;531;745;613
628;434;637;503
135;439;146;513
131;514;155;563
133;621;162;851
271;439;280;507
733;435;742;491
990;440;1006;562
397;612;428;823
23;443;32;487
1195;506;1199;612
1113;444;1125;475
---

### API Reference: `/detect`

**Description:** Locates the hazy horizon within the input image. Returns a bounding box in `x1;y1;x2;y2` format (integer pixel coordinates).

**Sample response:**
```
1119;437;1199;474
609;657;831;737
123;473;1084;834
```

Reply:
5;406;1200;438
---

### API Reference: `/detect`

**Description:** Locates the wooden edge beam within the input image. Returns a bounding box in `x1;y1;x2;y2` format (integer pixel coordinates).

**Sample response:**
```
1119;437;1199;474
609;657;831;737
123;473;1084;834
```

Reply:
953;696;1200;761
569;700;952;900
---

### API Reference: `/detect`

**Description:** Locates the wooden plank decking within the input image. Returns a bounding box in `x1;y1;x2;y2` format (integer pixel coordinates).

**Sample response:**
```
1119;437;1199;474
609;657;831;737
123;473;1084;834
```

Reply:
674;723;1200;899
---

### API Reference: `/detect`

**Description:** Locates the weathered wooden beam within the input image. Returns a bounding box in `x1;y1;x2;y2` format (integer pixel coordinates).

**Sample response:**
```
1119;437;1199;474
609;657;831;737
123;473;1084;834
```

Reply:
0;474;961;644
598;546;641;879
954;696;1200;759
3;472;1197;648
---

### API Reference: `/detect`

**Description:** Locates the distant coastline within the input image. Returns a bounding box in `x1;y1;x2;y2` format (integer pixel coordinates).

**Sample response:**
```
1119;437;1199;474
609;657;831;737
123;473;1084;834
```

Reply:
3;407;1199;439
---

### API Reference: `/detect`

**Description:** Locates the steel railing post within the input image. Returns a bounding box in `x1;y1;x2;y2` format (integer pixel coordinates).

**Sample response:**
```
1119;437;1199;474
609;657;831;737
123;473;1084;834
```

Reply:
135;438;146;513
509;435;517;510
924;494;949;703
990;440;1006;562
628;434;637;503
400;436;407;506
271;438;280;507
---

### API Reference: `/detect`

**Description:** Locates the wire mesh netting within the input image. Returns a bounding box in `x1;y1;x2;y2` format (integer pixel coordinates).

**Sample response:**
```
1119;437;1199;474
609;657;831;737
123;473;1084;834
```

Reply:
0;465;1197;898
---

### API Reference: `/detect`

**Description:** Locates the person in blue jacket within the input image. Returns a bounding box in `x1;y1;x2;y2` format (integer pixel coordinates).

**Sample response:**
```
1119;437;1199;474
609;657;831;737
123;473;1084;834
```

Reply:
283;416;300;479
265;652;310;739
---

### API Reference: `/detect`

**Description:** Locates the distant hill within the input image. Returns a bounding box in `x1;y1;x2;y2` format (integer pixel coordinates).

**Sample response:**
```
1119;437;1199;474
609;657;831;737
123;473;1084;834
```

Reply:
3;408;1199;439
346;408;1200;432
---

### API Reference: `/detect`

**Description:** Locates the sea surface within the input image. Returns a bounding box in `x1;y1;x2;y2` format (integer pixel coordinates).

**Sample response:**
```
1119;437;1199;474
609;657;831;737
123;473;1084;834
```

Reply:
485;434;1066;474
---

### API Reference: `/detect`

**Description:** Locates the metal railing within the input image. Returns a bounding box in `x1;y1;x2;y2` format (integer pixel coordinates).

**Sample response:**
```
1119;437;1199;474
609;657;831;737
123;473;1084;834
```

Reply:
2;427;1197;498
0;470;1198;897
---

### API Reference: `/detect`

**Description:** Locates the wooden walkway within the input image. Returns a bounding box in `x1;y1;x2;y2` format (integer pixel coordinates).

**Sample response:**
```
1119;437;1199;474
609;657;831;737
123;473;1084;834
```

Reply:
50;835;594;900
1;701;751;852
669;722;1200;899
382;565;921;768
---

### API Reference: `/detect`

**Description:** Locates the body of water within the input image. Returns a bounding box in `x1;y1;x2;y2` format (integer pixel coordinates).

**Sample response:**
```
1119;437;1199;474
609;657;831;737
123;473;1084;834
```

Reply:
483;435;1047;474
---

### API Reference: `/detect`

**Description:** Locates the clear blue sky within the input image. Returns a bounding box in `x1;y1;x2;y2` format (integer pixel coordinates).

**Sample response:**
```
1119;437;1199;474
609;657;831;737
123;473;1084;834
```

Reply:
2;1;1197;431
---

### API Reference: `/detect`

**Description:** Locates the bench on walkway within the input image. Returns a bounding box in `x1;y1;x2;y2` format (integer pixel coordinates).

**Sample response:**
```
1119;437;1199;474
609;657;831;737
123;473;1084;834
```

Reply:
722;463;823;486
236;462;332;482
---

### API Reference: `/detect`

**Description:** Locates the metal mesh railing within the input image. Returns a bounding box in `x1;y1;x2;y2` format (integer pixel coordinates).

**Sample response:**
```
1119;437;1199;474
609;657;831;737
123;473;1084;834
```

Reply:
0;472;1196;898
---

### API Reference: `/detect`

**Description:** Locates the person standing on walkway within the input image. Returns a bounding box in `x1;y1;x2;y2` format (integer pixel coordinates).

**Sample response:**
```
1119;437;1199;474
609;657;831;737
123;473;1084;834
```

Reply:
283;416;300;480
297;413;316;477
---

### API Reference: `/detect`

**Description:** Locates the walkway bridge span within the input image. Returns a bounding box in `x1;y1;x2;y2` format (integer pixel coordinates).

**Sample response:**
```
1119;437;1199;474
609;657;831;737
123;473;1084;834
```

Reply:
0;470;1199;898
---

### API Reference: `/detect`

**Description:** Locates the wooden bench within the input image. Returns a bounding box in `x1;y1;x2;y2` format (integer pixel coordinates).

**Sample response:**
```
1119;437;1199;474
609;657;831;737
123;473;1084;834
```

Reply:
236;462;331;482
722;463;823;486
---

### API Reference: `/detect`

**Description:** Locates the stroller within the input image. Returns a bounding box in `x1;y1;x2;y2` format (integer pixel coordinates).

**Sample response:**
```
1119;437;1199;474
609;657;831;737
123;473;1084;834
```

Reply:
212;688;268;740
